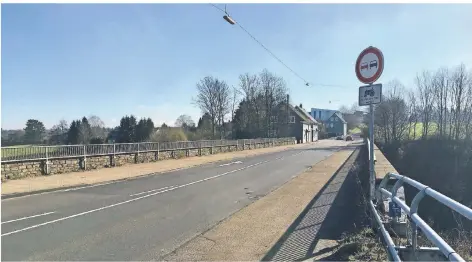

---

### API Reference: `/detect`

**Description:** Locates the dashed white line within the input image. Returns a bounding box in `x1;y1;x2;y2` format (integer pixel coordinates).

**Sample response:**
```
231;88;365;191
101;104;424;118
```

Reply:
219;161;243;167
1;150;305;237
2;212;56;225
129;186;172;197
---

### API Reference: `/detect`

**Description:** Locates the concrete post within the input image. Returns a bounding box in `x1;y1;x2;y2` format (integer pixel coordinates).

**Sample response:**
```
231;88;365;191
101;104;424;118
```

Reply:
43;146;50;175
82;145;87;170
110;144;116;167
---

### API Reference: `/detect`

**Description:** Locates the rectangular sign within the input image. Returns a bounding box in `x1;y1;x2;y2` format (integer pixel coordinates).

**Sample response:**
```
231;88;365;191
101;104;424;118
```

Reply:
359;84;382;106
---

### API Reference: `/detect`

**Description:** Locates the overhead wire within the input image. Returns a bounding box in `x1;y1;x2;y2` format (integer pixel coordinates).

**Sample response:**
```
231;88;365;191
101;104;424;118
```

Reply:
209;4;350;89
209;4;310;86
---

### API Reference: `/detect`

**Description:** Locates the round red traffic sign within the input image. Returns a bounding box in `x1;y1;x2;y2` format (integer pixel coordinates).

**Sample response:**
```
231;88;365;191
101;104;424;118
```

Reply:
355;46;384;84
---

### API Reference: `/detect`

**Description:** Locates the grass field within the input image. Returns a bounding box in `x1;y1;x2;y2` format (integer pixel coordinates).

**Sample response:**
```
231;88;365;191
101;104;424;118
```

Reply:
406;122;439;140
1;145;49;159
348;127;363;134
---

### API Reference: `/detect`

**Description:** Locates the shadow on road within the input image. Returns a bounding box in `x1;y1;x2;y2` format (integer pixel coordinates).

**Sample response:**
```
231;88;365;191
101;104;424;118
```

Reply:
261;147;361;261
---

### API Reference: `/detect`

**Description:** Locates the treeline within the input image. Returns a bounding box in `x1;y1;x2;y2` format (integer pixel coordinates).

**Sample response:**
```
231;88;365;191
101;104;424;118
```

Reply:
373;63;472;232
1;114;215;146
373;63;472;143
2;68;293;147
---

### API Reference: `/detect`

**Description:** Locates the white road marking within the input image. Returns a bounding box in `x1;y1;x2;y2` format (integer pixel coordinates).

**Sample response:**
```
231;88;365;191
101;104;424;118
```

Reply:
1;150;306;237
62;181;116;192
1;212;56;225
129;186;172;197
219;161;243;167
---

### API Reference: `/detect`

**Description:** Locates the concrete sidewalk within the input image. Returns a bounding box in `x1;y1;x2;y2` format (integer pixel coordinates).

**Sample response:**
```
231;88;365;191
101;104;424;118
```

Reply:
1;140;347;197
162;145;358;261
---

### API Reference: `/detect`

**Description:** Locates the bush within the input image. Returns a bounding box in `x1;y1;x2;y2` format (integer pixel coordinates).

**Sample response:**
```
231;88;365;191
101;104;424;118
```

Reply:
151;127;188;142
89;137;104;144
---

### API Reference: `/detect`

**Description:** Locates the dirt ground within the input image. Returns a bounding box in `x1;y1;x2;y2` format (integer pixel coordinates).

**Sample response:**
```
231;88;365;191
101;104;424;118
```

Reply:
1;140;345;196
162;146;356;261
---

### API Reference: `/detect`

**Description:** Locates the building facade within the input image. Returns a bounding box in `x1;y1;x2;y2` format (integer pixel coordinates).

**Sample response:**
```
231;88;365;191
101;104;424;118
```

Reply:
270;104;319;143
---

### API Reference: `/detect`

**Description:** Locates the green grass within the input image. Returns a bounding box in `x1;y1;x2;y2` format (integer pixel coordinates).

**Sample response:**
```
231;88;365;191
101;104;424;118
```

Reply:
1;145;54;158
406;122;439;140
348;127;362;134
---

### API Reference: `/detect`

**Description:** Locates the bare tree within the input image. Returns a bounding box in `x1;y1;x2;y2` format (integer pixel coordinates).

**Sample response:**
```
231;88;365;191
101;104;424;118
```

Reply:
175;114;195;128
230;86;241;139
432;68;449;137
450;64;469;140
239;73;263;137
464;70;472;140
215;80;231;139
374;80;409;144
194;76;231;139
386;80;409;143
259;69;288;137
88;115;107;139
49;119;69;144
407;90;418;140
338;105;350;114
416;71;435;139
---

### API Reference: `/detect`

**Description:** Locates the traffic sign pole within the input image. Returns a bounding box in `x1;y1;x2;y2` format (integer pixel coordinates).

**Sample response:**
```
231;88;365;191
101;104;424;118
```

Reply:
355;46;384;204
369;99;375;202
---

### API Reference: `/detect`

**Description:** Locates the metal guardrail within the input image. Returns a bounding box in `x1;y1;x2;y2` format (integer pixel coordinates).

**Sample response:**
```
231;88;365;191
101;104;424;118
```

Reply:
373;172;472;261
1;137;295;163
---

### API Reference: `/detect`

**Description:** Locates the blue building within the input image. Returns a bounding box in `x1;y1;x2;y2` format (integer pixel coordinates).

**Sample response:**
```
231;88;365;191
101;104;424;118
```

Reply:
310;108;347;137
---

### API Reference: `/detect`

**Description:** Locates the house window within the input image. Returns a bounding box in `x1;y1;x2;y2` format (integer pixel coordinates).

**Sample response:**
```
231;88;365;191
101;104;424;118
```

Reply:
270;116;278;123
330;123;334;128
334;117;338;122
289;116;295;123
268;129;277;137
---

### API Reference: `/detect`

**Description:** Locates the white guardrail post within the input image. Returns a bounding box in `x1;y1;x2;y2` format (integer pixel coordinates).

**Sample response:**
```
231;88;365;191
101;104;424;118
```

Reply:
372;172;472;261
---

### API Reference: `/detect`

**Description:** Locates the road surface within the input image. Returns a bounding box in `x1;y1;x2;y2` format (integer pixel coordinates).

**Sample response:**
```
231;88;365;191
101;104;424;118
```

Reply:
1;142;348;261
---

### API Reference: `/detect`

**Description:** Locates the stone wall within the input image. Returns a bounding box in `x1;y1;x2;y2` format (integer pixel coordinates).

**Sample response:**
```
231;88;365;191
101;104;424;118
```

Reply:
1;141;294;181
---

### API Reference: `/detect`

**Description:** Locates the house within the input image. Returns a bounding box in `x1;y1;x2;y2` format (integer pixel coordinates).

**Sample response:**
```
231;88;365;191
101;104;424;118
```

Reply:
270;103;319;144
310;108;338;122
325;111;347;137
310;107;348;137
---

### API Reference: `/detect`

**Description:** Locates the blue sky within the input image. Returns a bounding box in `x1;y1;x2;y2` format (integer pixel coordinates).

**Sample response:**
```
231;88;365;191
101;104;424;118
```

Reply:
2;3;472;129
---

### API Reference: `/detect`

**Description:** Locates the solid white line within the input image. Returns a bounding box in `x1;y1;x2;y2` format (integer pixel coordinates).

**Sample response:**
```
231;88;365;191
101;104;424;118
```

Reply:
128;186;171;197
1;150;306;237
62;181;116;192
1;212;56;225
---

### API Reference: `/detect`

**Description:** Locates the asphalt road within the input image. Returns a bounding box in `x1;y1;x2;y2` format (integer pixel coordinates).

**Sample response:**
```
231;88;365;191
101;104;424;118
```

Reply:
1;142;348;261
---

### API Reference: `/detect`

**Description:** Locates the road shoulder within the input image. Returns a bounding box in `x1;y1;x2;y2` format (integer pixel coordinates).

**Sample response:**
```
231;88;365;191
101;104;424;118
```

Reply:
162;145;357;261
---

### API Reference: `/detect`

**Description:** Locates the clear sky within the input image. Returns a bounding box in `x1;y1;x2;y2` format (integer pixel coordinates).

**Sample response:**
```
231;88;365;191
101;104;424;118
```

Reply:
2;3;472;129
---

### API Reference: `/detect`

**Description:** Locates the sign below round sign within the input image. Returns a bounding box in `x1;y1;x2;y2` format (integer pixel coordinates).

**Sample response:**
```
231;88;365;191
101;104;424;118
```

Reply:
355;46;384;84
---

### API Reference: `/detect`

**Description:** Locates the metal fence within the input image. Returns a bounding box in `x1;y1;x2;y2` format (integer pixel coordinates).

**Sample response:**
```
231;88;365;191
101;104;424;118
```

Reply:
1;137;295;163
372;172;472;261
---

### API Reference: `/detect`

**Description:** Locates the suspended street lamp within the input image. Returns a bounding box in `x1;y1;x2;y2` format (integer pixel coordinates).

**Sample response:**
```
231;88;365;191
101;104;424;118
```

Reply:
222;5;236;25
223;15;235;25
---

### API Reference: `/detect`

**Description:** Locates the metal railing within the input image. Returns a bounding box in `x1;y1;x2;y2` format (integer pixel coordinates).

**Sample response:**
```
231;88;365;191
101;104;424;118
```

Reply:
373;172;472;261
1;137;295;163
